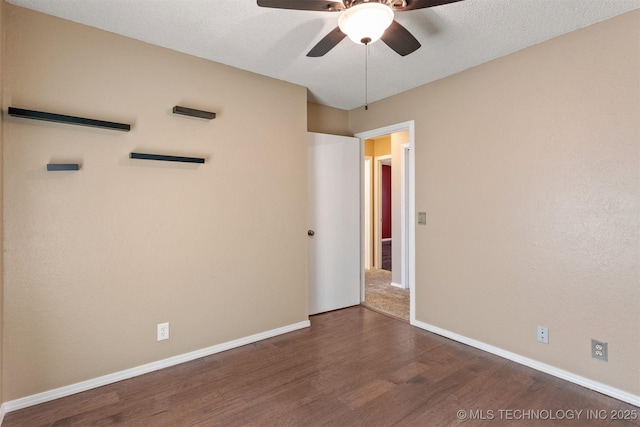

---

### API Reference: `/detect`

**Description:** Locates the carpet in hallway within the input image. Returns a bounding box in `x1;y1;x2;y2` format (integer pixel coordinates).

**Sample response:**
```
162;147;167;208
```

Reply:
363;268;409;321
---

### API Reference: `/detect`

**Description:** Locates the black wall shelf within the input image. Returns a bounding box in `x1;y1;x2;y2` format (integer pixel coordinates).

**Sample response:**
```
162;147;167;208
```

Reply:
130;152;205;164
8;107;131;132
47;163;80;171
172;106;216;120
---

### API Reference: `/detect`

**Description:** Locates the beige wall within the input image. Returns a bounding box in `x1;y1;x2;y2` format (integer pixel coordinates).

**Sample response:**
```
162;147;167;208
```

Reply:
3;5;308;401
307;102;349;136
373;135;391;157
364;138;374;157
349;10;640;396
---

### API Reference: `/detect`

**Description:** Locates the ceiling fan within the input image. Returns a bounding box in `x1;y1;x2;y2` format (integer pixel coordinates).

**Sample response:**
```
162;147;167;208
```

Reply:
257;0;464;57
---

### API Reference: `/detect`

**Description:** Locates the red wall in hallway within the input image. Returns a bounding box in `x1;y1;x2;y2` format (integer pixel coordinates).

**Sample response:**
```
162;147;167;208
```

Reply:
382;165;392;239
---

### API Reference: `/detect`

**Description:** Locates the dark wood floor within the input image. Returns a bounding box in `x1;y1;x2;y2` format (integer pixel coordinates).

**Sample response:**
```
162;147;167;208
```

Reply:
5;307;639;426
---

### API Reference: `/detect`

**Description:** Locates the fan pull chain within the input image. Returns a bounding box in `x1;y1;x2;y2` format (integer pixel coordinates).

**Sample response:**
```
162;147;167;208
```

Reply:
364;42;369;111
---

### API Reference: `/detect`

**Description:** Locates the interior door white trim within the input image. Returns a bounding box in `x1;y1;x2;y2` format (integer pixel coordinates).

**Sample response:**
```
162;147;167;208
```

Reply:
374;154;392;270
364;156;372;270
356;121;415;324
401;143;410;290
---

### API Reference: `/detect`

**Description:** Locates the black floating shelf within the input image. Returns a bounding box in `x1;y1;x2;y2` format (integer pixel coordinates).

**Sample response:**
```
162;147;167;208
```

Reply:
47;163;80;171
172;106;216;120
130;152;205;164
8;107;131;132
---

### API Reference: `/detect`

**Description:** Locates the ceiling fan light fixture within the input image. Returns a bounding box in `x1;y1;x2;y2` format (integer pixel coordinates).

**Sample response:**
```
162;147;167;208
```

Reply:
338;2;394;45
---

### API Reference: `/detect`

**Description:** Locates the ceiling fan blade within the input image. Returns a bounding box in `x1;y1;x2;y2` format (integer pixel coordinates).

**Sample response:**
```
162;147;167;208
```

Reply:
307;27;347;57
396;0;464;11
257;0;344;12
380;20;421;56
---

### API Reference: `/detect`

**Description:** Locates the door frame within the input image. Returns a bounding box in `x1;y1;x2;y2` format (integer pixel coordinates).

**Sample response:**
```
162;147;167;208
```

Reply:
401;143;410;290
357;121;416;324
374;154;392;270
364;156;372;270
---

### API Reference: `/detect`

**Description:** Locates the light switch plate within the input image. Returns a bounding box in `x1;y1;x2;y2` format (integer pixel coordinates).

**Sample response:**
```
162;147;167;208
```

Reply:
418;212;426;225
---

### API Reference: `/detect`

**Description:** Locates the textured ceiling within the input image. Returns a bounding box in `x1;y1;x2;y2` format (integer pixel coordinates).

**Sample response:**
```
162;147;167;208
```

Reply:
8;0;640;110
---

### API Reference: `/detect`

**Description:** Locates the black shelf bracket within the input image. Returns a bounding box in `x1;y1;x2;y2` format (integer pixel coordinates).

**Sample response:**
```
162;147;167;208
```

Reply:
47;163;80;171
172;106;216;120
130;152;205;164
8;107;131;132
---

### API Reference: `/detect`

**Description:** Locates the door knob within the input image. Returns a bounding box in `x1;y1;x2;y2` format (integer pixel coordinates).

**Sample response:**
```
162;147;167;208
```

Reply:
308;230;315;236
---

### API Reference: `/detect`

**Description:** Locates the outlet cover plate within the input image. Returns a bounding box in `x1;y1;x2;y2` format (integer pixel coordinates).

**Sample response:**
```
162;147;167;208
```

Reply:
537;326;549;344
591;339;608;361
157;322;169;341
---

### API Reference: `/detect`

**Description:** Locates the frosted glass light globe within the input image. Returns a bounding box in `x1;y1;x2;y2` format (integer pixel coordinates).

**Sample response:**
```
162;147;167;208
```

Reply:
338;2;394;45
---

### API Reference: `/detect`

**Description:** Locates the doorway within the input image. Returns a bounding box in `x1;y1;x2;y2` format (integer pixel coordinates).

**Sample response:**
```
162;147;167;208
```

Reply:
357;122;415;323
380;160;392;271
374;154;392;272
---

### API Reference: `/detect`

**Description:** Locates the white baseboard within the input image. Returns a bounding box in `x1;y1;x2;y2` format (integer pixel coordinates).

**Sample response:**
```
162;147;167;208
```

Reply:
411;319;640;407
390;282;405;289
0;403;6;425
3;319;311;414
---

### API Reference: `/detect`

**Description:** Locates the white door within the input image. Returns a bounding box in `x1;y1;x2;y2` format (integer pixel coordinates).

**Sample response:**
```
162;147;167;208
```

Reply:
308;132;360;315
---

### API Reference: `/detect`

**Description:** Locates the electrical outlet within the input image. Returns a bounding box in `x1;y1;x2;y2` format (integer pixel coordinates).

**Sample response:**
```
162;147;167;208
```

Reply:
537;326;549;344
591;339;608;361
157;322;169;341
